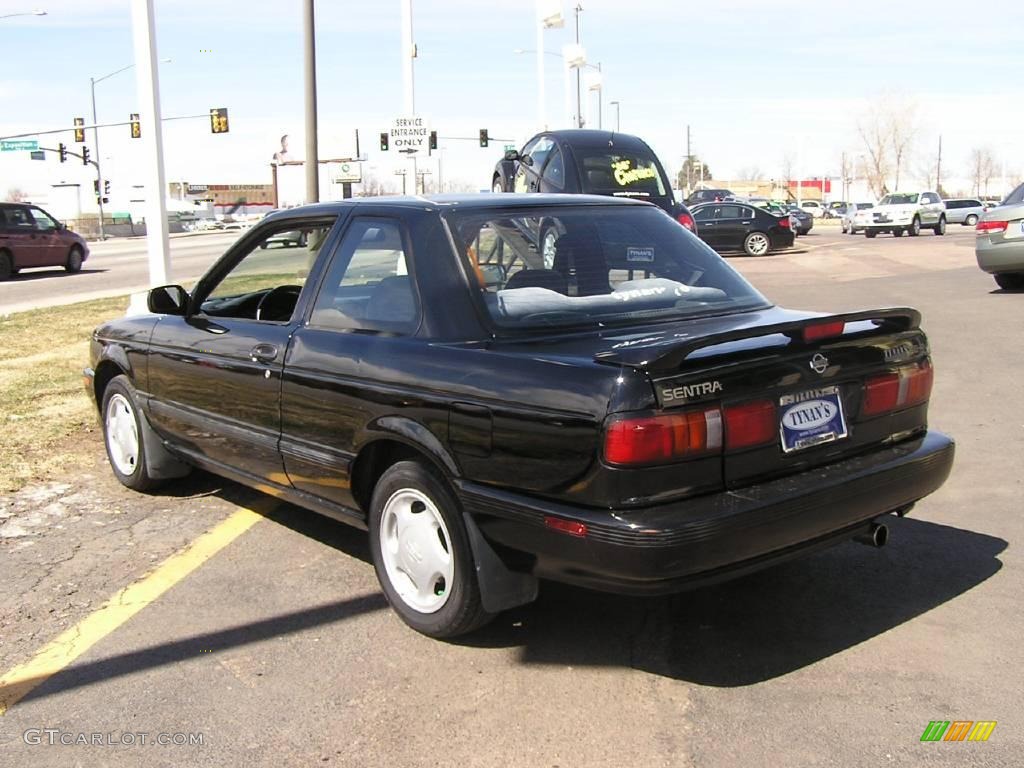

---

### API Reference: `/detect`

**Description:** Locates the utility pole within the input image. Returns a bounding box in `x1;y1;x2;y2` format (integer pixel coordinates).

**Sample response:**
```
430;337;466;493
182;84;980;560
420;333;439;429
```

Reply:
401;0;416;113
303;0;319;203
936;134;943;194
574;3;583;128
686;124;692;193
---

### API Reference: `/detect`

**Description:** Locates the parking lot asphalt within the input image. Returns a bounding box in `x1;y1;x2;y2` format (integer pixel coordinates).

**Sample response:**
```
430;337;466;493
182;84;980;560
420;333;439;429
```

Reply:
1;226;1021;767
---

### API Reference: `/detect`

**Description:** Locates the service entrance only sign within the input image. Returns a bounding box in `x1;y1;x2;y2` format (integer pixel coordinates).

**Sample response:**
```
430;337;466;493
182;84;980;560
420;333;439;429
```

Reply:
390;116;430;151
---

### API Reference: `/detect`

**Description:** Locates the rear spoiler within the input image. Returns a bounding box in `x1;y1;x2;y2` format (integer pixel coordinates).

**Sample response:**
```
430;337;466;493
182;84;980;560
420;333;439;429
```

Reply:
594;307;921;373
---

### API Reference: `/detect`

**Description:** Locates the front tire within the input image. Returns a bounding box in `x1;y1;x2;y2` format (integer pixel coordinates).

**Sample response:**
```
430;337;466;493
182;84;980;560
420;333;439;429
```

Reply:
934;216;946;235
539;225;559;268
101;375;162;491
909;216;921;236
865;229;877;238
893;227;904;237
994;272;1024;291
65;246;83;273
492;176;504;194
743;231;770;256
368;460;492;638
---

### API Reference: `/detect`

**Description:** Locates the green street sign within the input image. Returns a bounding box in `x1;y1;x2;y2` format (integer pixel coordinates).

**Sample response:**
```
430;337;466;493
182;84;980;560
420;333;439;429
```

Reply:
0;139;39;152
504;144;516;152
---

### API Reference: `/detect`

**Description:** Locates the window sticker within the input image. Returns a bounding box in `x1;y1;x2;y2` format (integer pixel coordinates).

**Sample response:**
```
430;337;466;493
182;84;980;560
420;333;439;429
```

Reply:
612;159;658;186
626;246;655;263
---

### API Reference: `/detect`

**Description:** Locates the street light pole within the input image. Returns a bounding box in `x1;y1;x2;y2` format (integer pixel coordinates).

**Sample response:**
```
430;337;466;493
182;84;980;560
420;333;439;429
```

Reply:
303;0;319;203
574;3;583;128
89;77;107;240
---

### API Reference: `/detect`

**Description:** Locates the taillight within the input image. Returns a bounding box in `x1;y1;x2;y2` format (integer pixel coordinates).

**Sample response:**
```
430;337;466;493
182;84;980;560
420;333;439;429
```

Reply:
803;321;845;343
976;220;1007;235
677;212;696;231
778;215;791;229
862;361;933;417
723;400;776;450
604;408;721;466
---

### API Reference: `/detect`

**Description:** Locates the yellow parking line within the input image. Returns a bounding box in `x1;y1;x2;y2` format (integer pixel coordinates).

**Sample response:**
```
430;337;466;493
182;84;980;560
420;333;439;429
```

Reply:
0;505;267;715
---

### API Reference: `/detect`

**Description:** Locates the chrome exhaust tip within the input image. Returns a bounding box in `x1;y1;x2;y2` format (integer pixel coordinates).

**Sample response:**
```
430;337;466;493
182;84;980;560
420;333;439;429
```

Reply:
854;521;889;548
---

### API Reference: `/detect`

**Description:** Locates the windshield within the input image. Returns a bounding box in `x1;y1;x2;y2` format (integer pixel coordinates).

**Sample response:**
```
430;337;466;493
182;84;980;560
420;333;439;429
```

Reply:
574;151;668;198
856;203;874;210
880;193;919;205
449;206;768;331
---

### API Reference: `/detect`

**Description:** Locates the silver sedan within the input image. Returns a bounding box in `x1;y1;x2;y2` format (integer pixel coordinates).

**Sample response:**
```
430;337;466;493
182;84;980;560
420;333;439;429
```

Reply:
975;183;1024;291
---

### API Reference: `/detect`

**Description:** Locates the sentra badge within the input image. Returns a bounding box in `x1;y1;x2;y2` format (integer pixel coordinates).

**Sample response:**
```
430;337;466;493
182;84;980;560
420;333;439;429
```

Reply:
661;380;722;403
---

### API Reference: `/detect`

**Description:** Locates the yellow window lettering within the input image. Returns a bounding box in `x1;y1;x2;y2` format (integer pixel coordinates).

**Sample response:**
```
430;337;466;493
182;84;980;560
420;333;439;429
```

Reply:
612;160;657;186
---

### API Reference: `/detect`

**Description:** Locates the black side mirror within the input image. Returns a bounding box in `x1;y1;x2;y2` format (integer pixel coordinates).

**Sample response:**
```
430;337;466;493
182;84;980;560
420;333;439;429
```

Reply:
504;149;520;162
520;154;534;167
148;284;189;315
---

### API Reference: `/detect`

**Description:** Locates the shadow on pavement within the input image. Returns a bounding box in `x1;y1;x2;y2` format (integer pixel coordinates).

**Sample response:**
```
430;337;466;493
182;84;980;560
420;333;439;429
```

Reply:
458;516;1005;686
8;267;108;281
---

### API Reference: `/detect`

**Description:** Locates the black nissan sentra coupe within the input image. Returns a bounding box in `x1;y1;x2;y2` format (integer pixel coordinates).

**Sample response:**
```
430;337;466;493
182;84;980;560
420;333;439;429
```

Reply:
85;195;954;638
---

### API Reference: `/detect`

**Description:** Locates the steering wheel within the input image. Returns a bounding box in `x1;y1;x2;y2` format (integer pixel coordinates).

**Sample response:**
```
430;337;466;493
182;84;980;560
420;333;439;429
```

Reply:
255;285;302;321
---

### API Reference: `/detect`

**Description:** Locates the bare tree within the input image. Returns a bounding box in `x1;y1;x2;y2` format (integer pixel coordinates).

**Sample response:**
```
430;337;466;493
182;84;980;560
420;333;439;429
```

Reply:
968;147;997;196
839;152;855;200
737;165;764;181
856;112;891;198
779;153;795;200
890;105;916;190
5;187;27;202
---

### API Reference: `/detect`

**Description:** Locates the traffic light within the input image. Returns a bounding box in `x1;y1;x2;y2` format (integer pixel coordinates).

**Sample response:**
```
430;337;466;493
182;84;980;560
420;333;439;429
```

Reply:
104;180;111;195
93;180;100;194
380;132;389;151
209;107;229;134
58;143;67;163
479;128;489;148
130;113;141;139
82;147;90;165
429;131;437;151
73;117;85;143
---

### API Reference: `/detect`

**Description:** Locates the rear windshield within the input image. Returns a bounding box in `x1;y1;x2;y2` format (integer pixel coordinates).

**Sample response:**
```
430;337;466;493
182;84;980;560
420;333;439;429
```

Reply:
448;206;768;331
573;150;668;199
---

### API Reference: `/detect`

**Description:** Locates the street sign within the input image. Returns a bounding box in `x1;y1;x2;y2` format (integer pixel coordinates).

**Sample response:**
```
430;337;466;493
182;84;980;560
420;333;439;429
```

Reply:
389;115;430;152
30;150;45;161
333;161;362;184
1;139;39;152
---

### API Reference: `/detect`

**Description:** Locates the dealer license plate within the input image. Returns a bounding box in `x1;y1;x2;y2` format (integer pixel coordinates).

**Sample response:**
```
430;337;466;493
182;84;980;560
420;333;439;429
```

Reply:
779;386;848;453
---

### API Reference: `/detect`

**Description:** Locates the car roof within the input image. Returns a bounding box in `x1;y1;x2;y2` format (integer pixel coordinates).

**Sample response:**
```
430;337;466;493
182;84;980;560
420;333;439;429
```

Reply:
266;193;653;219
539;129;654;153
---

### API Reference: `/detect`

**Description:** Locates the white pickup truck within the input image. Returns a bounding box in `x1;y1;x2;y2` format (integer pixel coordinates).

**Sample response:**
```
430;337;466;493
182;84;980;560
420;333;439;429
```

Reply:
864;191;946;238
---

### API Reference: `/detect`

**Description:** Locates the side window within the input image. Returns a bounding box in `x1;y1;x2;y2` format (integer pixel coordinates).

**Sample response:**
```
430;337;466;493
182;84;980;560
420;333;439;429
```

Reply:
527;137;555;170
198;219;336;322
541;146;565;189
717;205;744;219
310;219;418;334
29;207;58;230
925;193;940;204
693;206;715;222
4;207;34;228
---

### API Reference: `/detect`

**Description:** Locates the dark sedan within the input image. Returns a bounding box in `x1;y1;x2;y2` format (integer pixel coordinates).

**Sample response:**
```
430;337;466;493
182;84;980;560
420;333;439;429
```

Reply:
85;194;953;638
785;205;815;235
0;202;89;279
691;201;796;255
492;129;696;239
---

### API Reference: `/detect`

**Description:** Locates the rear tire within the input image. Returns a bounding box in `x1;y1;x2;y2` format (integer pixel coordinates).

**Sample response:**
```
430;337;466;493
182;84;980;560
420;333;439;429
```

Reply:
994;272;1024;291
0;250;12;281
743;231;770;256
65;246;83;273
934;216;946;235
893;228;904;237
966;214;979;226
865;229;877;238
368;460;493;638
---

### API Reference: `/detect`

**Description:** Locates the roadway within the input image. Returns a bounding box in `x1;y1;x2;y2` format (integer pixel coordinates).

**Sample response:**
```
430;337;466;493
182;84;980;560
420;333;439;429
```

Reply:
0;232;242;315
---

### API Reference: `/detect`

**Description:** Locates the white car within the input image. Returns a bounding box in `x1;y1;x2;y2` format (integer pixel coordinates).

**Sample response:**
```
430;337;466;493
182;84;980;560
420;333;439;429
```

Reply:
842;202;875;235
799;200;824;218
863;191;946;238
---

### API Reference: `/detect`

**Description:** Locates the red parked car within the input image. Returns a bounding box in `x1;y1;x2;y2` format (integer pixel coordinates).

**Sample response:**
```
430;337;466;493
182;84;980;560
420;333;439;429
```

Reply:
0;202;89;280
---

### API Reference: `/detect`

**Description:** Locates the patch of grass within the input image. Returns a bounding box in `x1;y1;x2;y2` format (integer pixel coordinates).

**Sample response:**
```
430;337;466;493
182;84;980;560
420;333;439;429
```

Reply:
0;295;129;493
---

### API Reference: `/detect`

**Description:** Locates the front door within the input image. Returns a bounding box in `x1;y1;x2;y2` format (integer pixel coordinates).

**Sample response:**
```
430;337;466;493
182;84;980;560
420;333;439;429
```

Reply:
146;216;340;485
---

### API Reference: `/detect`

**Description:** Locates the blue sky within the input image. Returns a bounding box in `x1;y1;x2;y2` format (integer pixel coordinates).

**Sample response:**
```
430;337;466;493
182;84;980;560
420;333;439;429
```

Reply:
2;0;1021;199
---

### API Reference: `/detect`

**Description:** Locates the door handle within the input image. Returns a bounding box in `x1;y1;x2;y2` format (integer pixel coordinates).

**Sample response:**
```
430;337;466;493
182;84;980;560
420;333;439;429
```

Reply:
250;343;279;363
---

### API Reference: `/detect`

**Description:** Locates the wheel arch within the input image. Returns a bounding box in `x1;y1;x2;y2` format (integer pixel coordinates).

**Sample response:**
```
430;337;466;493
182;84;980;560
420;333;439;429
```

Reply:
93;356;130;410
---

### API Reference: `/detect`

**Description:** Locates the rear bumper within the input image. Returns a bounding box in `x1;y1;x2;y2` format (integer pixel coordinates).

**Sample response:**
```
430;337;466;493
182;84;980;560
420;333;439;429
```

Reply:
459;431;955;596
976;238;1024;274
